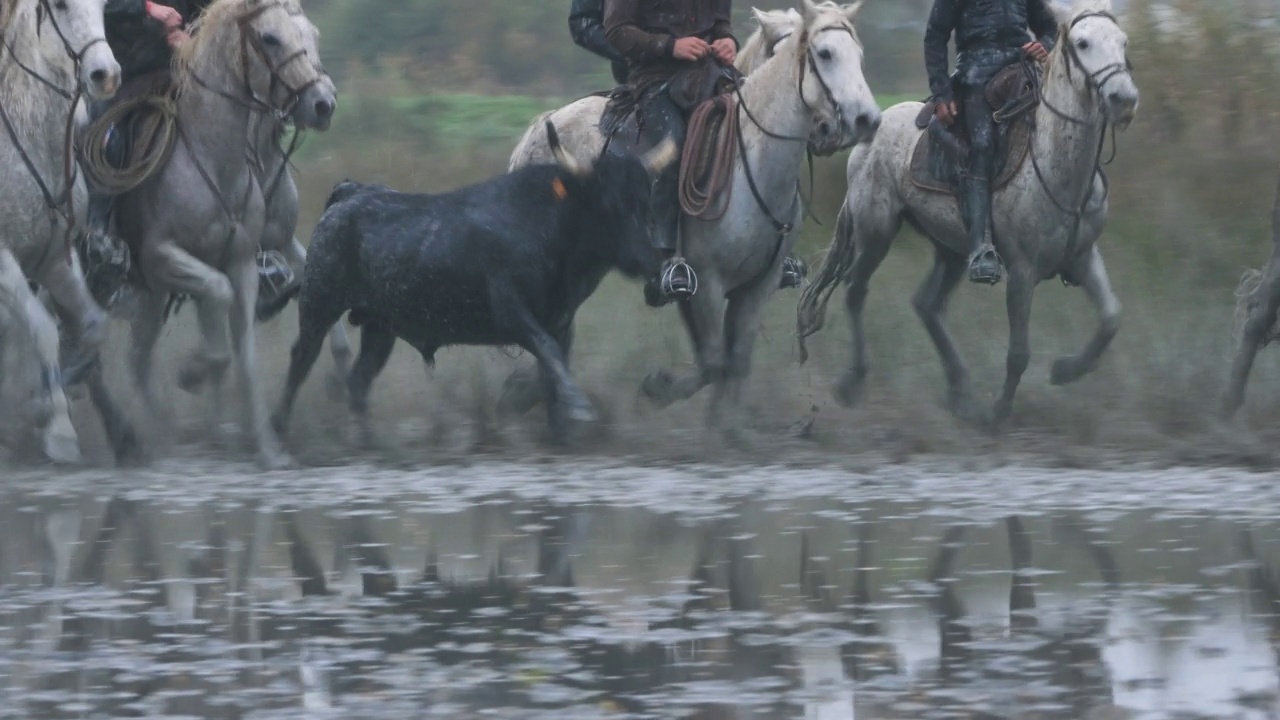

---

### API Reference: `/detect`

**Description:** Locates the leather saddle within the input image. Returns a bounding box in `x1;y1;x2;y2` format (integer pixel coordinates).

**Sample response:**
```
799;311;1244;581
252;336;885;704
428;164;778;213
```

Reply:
909;62;1040;195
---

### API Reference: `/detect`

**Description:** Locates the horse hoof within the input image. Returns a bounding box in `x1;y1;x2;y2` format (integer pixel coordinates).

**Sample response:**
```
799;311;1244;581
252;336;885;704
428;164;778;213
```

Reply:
1050;356;1087;386
835;372;865;408
257;449;295;471
42;424;82;466
497;367;543;416
641;370;677;408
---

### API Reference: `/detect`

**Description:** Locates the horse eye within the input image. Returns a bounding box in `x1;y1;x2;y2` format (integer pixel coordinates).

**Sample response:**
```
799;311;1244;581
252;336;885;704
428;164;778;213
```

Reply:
817;48;833;61
1076;39;1090;51
54;0;67;9
261;32;281;47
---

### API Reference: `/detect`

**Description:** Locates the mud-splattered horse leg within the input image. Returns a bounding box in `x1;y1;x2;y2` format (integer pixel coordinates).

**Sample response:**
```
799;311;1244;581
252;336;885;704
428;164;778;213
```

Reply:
837;200;901;408
641;275;726;410
1225;248;1280;418
1050;245;1121;386
912;245;972;413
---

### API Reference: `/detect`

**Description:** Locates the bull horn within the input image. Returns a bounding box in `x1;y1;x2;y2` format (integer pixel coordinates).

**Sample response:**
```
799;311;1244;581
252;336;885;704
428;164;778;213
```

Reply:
641;137;678;175
546;120;590;179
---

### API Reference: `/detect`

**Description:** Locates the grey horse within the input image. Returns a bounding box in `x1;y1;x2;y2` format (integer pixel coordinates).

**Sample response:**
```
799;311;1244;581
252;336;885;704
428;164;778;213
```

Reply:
115;0;336;469
0;0;139;464
510;1;880;435
798;0;1139;426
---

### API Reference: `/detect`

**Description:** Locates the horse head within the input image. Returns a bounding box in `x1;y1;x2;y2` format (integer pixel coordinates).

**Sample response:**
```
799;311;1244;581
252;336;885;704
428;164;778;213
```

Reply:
183;0;336;130
27;0;120;100
793;0;881;156
1053;0;1139;129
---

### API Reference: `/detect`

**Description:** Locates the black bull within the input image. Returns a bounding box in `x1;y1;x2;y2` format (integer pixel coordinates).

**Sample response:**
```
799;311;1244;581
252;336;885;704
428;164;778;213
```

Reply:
272;122;677;441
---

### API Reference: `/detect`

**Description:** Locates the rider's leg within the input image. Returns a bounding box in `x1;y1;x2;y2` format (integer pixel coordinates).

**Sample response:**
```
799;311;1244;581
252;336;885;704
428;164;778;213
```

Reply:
961;87;1002;285
637;89;695;308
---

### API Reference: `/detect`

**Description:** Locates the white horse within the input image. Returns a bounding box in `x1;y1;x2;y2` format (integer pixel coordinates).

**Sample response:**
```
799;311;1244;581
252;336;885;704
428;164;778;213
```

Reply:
0;0;133;464
509;1;879;434
508;7;801;171
798;0;1139;425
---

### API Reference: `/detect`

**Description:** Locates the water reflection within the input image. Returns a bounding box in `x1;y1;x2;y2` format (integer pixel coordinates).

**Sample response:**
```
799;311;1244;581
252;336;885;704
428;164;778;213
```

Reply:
1;488;1278;718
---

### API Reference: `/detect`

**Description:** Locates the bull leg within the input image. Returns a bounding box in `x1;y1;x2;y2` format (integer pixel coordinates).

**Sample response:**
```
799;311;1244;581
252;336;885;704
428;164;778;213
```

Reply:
272;291;347;437
280;237;352;399
642;275;726;409
36;251;107;386
510;309;594;442
0;247;79;463
1050;245;1122;386
346;324;397;446
914;246;973;413
991;267;1036;426
226;254;291;470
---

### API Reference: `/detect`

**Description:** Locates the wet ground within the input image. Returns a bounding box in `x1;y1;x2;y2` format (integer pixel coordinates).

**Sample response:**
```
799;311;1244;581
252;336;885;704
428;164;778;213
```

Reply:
1;459;1278;718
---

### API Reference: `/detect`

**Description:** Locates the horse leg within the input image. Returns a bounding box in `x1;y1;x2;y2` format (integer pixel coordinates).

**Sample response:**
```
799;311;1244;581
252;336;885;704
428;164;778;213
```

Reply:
272;286;347;438
144;244;234;396
642;276;726;409
0;248;79;463
346;324;397;447
836;206;900;408
913;246;973;413
36;252;107;386
1050;246;1122;386
280;236;352;399
1225;253;1280;418
992;268;1036;426
226;256;291;470
128;290;169;414
715;273;780;433
85;360;143;466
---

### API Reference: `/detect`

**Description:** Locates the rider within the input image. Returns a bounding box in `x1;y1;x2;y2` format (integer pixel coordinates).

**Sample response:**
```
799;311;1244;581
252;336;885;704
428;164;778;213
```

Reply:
925;0;1057;285
604;0;807;308
569;0;629;86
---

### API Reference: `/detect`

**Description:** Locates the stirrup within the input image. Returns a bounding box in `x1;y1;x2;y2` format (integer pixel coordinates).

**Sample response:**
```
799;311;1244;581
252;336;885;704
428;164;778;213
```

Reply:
661;257;698;299
257;250;295;301
967;245;1004;285
780;255;808;289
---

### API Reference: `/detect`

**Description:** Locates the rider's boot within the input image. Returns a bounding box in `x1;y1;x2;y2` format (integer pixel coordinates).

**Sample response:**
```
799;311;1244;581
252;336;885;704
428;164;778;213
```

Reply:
964;175;1003;285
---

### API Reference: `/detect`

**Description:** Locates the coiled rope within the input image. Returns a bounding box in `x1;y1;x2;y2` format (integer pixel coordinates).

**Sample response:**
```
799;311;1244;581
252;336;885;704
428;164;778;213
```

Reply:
79;92;179;195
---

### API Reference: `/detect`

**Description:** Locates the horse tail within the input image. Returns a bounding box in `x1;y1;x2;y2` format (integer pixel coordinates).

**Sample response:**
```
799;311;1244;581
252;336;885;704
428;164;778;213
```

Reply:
796;199;858;364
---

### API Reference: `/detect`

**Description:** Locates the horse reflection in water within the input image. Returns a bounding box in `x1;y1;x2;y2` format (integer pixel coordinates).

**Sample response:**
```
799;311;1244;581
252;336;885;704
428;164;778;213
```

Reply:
3;499;1278;718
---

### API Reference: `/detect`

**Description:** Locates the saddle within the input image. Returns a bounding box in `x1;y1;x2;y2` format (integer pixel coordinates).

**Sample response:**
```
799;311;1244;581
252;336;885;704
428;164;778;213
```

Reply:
909;62;1040;195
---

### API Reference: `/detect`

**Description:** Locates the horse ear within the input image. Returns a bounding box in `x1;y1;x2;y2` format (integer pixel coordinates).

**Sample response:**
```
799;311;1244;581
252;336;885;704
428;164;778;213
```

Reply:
842;1;865;21
798;0;820;26
752;8;795;44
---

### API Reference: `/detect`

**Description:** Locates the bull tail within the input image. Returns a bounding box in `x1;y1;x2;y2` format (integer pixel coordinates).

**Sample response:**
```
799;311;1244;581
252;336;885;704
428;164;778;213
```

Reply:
796;199;858;364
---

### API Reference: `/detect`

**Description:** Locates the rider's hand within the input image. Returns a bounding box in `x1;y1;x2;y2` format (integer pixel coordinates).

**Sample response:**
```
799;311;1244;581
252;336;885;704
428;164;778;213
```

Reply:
711;37;737;65
672;36;710;62
935;99;958;125
1022;41;1048;63
165;28;190;48
145;1;184;31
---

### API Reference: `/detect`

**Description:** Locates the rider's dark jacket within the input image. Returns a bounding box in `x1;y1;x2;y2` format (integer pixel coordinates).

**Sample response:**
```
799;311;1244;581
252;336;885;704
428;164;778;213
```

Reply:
924;0;1058;101
604;0;736;93
569;0;628;84
103;0;213;82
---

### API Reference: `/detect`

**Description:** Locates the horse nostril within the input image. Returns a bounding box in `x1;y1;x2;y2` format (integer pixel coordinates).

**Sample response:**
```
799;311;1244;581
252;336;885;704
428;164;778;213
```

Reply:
819;121;831;136
90;68;107;84
314;99;334;118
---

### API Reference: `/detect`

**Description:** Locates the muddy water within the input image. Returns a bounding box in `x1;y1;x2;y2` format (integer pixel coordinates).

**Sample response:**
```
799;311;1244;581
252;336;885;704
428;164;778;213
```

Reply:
0;460;1277;718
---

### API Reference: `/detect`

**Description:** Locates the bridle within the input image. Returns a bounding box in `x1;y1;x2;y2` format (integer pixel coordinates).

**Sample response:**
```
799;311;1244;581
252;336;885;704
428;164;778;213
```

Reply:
0;0;110;271
732;20;858;244
178;0;325;271
1023;10;1133;262
187;0;322;122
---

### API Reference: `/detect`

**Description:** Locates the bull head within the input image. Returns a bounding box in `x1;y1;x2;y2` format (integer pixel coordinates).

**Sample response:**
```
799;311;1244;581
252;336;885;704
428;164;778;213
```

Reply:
544;120;678;180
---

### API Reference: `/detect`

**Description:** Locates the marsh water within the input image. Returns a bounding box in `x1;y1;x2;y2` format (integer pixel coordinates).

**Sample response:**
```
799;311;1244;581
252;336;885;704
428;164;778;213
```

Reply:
0;459;1278;719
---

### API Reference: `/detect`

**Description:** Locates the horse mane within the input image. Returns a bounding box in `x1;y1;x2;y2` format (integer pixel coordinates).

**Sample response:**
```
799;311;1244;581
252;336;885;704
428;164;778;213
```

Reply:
737;8;799;74
172;0;302;95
